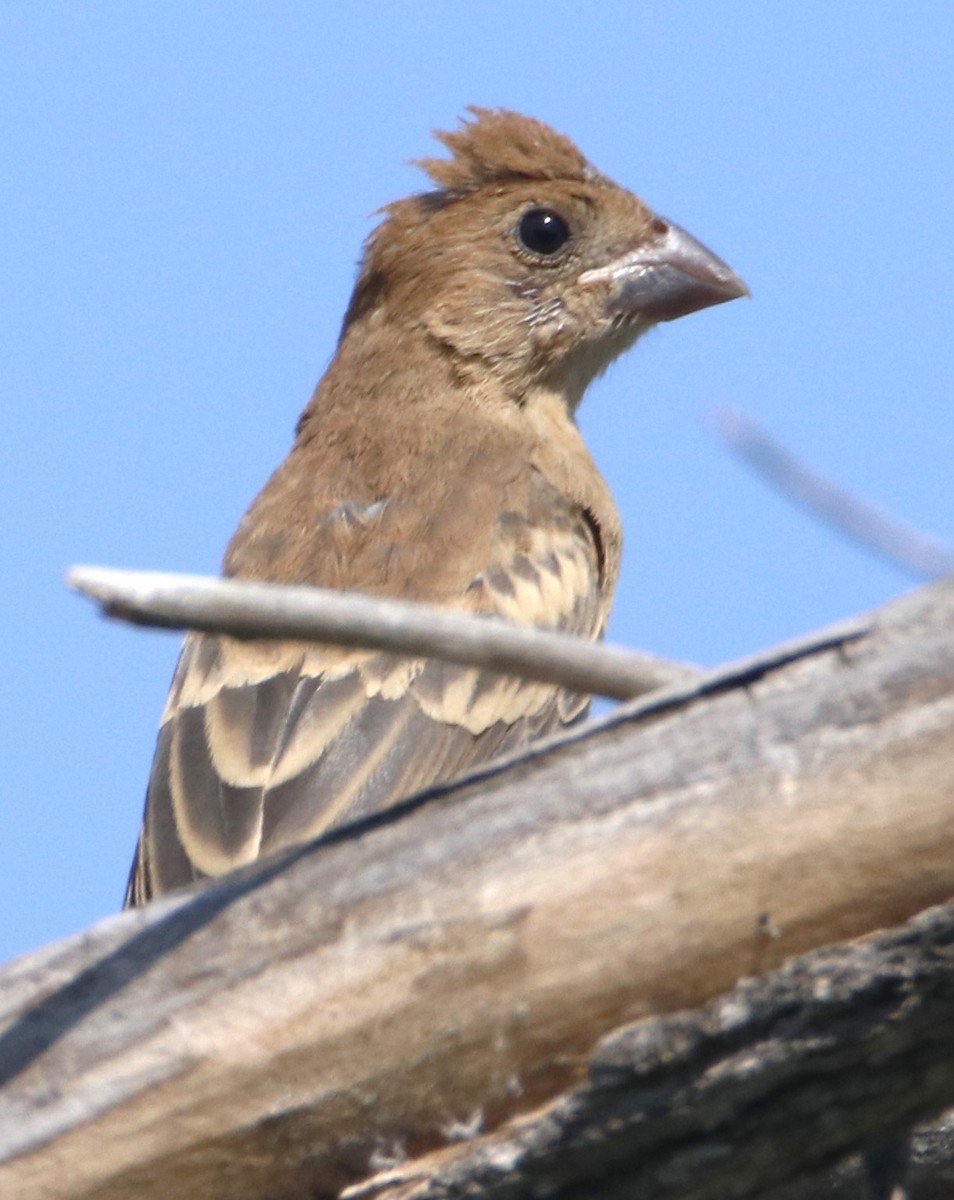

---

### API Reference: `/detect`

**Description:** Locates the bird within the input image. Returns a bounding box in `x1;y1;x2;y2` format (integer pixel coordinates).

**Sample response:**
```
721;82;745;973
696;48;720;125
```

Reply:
125;107;747;905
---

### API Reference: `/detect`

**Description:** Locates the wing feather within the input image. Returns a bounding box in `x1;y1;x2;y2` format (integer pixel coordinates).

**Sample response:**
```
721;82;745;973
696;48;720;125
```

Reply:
128;470;612;901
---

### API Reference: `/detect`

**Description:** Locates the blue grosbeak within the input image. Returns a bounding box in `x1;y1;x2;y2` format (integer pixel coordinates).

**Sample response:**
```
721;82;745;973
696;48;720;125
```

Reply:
126;108;746;903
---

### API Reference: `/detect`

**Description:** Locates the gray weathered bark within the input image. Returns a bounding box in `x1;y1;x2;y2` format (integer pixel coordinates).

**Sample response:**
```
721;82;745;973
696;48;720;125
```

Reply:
2;579;953;1200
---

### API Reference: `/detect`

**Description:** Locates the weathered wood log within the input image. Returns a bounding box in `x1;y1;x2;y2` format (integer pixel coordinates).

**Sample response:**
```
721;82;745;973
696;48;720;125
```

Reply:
343;901;954;1200
2;578;953;1200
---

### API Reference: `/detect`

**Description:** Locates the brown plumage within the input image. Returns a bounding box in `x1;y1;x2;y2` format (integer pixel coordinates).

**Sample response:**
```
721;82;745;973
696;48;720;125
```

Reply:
126;108;746;904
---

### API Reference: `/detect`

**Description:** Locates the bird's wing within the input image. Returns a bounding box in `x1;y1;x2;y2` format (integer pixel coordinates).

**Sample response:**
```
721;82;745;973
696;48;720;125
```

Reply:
125;470;607;905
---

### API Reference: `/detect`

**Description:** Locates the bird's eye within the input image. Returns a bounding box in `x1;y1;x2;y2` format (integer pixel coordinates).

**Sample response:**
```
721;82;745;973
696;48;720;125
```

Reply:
517;208;571;256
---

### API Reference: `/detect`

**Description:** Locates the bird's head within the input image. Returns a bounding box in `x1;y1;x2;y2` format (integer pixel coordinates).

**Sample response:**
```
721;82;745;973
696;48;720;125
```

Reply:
338;108;747;409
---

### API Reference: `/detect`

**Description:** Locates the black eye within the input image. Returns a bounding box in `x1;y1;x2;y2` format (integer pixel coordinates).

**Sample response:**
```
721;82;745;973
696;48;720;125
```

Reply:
517;208;571;256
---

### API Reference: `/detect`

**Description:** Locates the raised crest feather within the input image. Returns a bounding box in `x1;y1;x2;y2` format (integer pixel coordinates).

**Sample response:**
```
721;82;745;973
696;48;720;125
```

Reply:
417;107;593;194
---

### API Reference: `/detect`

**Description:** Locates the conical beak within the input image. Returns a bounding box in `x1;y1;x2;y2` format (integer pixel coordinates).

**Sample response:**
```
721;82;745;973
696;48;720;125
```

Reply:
580;217;749;323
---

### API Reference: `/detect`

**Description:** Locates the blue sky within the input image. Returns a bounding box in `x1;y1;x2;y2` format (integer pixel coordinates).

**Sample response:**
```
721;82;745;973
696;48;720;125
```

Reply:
3;4;952;963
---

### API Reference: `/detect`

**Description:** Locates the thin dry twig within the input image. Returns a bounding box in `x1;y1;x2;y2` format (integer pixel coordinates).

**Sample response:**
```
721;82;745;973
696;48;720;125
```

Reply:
715;407;954;580
67;565;699;701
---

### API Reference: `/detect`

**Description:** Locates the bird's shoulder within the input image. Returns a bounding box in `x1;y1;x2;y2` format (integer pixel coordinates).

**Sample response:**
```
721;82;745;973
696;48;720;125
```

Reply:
223;367;620;612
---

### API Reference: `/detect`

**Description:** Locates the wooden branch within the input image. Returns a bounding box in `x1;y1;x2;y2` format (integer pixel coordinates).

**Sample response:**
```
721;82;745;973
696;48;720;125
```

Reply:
67;565;699;700
342;902;954;1200
715;407;954;579
3;579;954;1200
